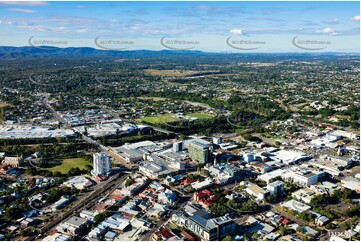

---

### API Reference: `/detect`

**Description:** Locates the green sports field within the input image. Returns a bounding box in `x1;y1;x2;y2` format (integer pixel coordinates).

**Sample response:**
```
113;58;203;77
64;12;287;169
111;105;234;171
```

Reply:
141;114;179;124
49;158;92;174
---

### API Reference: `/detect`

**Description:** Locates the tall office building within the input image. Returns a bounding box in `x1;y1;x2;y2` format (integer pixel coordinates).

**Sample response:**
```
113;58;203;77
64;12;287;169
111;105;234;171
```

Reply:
189;141;211;164
173;141;184;152
92;152;110;176
212;137;222;145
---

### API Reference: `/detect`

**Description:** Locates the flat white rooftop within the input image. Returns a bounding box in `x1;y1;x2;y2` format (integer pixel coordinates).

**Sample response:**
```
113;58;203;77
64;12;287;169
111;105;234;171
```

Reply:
269;150;307;164
0;125;75;139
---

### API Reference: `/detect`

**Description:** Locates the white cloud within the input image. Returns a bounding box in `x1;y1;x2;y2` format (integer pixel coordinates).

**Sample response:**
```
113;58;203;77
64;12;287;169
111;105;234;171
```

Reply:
230;28;243;35
0;1;48;6
350;16;360;21
18;24;69;33
195;5;213;11
316;27;336;34
7;8;35;14
323;18;339;25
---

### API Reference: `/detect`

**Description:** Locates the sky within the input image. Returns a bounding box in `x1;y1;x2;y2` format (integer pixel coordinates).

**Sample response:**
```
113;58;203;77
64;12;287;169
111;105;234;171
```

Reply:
0;1;360;52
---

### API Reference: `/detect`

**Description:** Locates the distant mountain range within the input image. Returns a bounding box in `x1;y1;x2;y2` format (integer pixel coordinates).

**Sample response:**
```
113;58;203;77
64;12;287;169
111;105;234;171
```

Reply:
0;46;358;59
0;46;206;59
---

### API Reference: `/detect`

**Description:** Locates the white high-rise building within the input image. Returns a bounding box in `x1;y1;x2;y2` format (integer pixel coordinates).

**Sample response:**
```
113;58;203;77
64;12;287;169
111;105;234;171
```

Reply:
212;137;222;145
92;152;110;176
173;141;183;152
267;180;284;195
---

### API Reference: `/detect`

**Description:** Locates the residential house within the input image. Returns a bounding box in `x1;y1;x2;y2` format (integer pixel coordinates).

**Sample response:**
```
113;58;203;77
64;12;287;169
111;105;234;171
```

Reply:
194;189;218;208
158;189;177;206
153;227;181;241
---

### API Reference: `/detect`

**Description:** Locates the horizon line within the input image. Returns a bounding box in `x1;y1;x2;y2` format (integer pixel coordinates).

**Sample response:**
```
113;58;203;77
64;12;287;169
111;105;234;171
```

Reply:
1;45;360;55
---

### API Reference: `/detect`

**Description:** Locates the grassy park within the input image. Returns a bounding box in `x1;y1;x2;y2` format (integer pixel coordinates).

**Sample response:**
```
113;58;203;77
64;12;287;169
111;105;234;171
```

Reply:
141;114;179;124
49;158;92;174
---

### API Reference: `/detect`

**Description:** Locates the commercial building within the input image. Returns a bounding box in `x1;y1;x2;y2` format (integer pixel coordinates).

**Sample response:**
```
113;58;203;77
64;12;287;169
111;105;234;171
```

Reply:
207;163;243;184
56;216;87;236
102;214;131;231
42;233;72;241
309;134;340;148
139;154;185;179
194;189;218;208
186;213;236;241
120;175;148;196
258;169;287;184
267;180;284;195
285;169;324;187
243;153;254;163
92;152;110;177
172;211;189;227
123;140;162;152
246;184;269;200
191;178;214;191
88;224;108;240
52;195;73;211
308;161;340;177
76;122;140;138
114;147;145;163
266;167;325;187
208;163;242;181
281;199;311;213
212;137;222;145
268;149;310;165
331;130;359;140
292;187;320;204
189;141;211;164
341;177;360;193
0;125;75;139
324;156;352;167
173;141;184;152
63;176;93;190
2;157;24;167
79;210;99;222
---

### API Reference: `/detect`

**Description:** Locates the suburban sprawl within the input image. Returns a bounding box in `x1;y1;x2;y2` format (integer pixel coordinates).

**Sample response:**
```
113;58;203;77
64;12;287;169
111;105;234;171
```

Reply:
0;49;360;241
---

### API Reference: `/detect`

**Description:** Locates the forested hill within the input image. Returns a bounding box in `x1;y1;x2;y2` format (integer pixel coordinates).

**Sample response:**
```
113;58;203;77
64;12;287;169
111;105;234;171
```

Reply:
0;46;203;59
0;46;358;59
